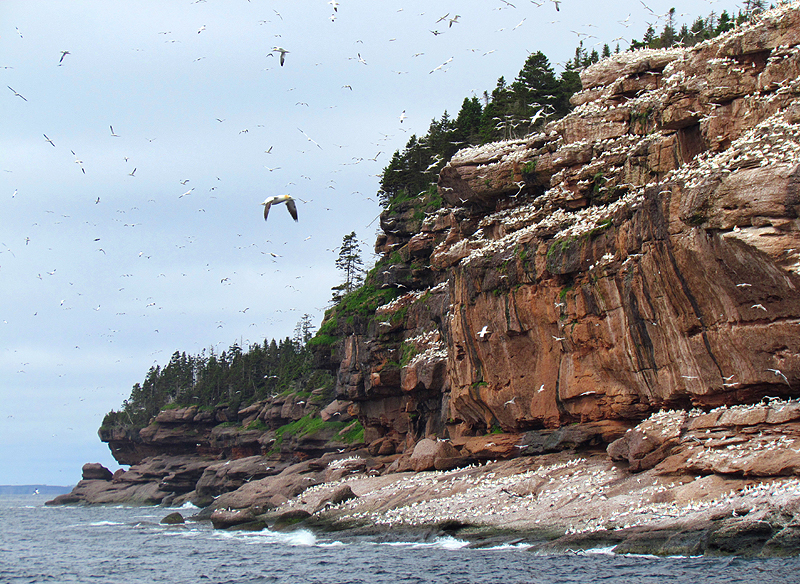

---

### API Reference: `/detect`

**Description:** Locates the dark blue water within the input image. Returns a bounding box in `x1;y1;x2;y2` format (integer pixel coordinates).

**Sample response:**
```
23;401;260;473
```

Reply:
2;495;799;584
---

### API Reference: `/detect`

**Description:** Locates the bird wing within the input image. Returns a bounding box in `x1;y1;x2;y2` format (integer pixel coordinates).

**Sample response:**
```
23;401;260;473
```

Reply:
263;201;272;221
286;198;298;221
279;52;285;66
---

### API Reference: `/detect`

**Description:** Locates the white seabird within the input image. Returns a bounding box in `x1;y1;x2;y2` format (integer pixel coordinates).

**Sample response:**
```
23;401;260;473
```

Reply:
261;194;298;222
271;47;289;66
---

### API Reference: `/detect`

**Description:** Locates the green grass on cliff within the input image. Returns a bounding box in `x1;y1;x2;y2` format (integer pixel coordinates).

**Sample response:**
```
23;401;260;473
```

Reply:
269;415;364;454
309;259;402;349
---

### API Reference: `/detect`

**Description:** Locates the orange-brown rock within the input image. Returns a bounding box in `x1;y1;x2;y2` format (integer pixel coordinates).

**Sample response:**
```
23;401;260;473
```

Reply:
409;438;462;471
457;434;523;459
65;6;800;523
210;508;256;529
609;400;800;477
325;5;800;456
425;7;800;438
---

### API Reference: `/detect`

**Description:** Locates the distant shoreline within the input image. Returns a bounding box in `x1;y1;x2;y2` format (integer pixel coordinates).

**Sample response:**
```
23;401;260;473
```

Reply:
0;485;73;496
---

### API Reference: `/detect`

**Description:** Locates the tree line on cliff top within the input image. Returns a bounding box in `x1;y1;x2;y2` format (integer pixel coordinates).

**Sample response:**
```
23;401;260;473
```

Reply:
102;230;371;432
378;6;764;209
101;316;326;430
104;6;762;433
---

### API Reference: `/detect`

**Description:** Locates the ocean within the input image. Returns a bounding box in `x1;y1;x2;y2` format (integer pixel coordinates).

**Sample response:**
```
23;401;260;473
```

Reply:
2;495;799;584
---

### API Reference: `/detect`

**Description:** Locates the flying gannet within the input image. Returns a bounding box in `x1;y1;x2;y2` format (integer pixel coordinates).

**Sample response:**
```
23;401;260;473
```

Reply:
261;194;298;222
271;47;289;66
7;86;27;101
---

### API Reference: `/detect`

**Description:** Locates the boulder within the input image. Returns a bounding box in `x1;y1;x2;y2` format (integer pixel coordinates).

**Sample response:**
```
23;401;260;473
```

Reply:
409;438;461;472
271;509;312;529
195;456;278;500
210;508;256;529
154;406;199;424
160;512;185;525
320;399;353;423
207;459;327;512
459;434;523;459
81;463;113;481
313;484;357;512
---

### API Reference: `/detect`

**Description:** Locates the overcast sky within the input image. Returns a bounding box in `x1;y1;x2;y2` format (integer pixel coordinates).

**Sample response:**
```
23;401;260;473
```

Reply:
1;0;741;486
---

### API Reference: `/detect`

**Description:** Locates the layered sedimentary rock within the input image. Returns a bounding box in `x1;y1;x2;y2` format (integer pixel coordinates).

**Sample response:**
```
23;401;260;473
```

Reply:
53;7;800;553
99;386;355;467
358;4;800;445
608;399;800;476
75;389;358;505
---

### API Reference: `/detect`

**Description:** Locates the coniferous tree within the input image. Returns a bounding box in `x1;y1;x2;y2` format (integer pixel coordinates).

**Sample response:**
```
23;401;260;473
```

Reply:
716;11;734;35
378;10;756;213
294;313;316;347
101;314;330;431
331;231;365;302
513;51;566;118
744;0;766;16
660;7;677;47
454;96;483;144
643;25;657;47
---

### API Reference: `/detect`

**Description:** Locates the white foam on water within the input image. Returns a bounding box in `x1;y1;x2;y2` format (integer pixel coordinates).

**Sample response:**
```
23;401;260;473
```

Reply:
581;546;617;555
281;529;318;546
480;542;532;551
376;536;469;550
409;536;470;550
215;528;320;547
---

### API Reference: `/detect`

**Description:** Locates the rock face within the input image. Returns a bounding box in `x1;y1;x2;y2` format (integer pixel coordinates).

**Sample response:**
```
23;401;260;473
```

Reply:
609;400;800;476
242;427;800;557
99;387;354;467
51;5;800;555
355;4;800;445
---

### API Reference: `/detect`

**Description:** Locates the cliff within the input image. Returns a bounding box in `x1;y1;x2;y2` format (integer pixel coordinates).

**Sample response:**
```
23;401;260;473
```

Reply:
50;2;800;556
340;2;800;454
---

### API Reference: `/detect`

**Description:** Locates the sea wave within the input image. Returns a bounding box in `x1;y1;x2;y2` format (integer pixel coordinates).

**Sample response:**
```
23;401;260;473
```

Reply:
379;535;470;550
215;527;320;547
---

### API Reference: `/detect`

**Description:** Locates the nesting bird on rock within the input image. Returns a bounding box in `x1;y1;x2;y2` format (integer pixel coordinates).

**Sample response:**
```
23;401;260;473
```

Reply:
261;194;298;222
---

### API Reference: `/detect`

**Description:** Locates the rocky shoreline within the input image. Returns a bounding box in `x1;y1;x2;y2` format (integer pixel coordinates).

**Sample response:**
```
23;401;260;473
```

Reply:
50;399;800;556
199;395;800;557
49;2;800;558
49;450;800;557
263;457;800;557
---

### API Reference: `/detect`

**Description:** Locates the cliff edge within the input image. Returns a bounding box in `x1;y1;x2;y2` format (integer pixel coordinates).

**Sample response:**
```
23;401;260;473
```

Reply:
51;2;800;556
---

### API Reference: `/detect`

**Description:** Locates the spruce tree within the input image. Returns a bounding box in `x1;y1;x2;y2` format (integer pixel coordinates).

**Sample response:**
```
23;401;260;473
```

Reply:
331;231;365;302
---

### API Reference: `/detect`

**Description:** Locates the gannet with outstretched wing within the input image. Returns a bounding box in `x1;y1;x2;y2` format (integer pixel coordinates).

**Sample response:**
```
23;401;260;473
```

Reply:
270;47;289;66
261;194;298;222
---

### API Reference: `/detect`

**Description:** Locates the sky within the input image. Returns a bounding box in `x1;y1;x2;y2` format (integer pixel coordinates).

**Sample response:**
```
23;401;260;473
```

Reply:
0;0;742;486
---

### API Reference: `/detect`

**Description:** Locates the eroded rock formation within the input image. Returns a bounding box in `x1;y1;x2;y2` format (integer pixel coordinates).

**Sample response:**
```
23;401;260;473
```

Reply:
361;4;800;444
50;5;800;555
